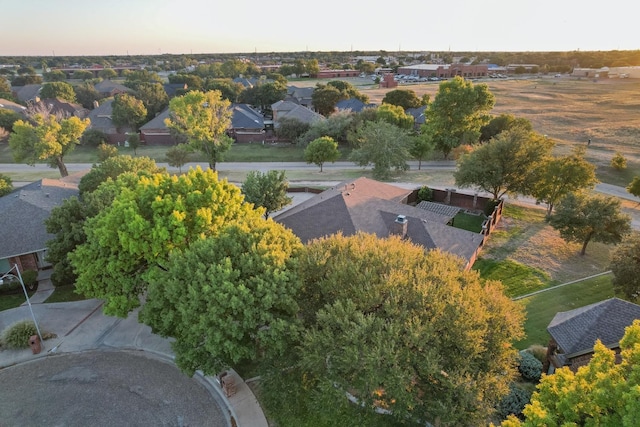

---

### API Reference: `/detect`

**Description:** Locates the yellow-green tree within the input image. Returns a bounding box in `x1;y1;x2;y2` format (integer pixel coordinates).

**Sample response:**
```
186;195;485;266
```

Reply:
271;232;524;427
165;90;233;171
502;320;640;426
9;114;89;177
69;167;263;316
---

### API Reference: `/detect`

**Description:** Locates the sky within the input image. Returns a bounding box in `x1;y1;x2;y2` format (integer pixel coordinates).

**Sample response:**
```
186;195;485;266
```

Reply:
1;0;637;56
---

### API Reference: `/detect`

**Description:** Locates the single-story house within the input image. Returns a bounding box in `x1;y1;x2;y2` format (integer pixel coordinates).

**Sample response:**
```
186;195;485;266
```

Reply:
86;99;132;144
273;177;486;270
228;103;265;143
139;108;176;145
284;86;314;108
0;98;28;116
335;98;376;113
271;100;324;128
0;177;80;275
12;84;42;104
94;80;131;98
546;298;640;372
38;98;89;119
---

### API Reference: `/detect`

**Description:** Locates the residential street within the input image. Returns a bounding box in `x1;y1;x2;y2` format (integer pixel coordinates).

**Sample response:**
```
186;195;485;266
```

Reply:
2;161;639;229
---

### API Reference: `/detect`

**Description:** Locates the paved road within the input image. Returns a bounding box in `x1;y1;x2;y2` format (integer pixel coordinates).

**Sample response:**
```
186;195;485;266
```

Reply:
0;350;226;427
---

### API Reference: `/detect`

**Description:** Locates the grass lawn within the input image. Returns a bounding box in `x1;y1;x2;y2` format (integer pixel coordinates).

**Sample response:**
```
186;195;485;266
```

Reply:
44;285;88;304
0;288;36;311
474;258;553;298
452;211;486;233
514;273;615;350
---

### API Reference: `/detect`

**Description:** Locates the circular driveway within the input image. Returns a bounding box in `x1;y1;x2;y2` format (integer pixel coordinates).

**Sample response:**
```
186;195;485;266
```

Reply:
0;350;227;426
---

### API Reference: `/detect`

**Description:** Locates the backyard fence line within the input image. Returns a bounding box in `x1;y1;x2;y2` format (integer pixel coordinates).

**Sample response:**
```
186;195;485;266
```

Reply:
512;271;613;301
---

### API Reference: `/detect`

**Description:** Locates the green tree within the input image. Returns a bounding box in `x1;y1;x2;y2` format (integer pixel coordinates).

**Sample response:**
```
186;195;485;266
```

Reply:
239;81;287;111
97;142;118;161
204;78;244;102
164;144;191;174
454;128;553;200
69;167;261;316
80;128;108;147
42;70;67;82
609;233;640;301
531;146;598;217
611;151;627;170
375;103;414;129
423;76;495;159
47;157;161;285
72;70;95;81
410;133;435;170
0;77;16;100
349;121;413;180
381;89;425;110
550;192;632;255
304;136;341;172
298;110;352;145
98;68;118;80
0;173;13;197
74;82;101;109
9;114;89;177
126;133;141;155
291;233;524;427
165;90;233;171
40;82;77;103
0;108;23;133
480;114;533;142
111;93;148;131
502;320;640;427
275;116;311;143
134;82;169;121
139;220;302;376
627;175;640;198
311;84;343;116
242;170;292;218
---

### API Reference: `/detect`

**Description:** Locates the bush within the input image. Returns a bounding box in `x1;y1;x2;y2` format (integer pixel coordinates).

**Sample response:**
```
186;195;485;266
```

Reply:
518;351;543;382
484;199;500;217
20;270;38;290
611;152;627;170
526;344;548;363
496;384;532;419
451;144;474;160
81;129;109;147
417;186;433;203
1;320;38;349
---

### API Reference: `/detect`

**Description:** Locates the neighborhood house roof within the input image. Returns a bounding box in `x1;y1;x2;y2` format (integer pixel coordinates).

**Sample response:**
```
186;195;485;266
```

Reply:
274;177;484;266
272;100;324;126
335;98;376;113
0;178;79;260
0;98;27;115
87;99;115;130
12;84;42;103
230;104;264;129
548;298;640;357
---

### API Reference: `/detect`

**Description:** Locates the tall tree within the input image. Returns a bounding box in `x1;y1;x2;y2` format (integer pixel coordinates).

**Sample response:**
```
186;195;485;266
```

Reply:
374;103;414;129
454;127;553;200
9;113;89;177
550;192;632;255
164;144;191;174
69;167;261;316
40;82;77;103
502;320;640;427
609;233;640;301
311;84;343;116
381;89;425;110
111;93;147;131
531;146;598;217
479;113;533;142
134;82;169;121
98;68;118;80
139;220;302;376
74;82;102;109
290;233;524;427
410;133;435;170
304;136;341;172
165;90;233;171
349;120;413;180
422;76;495;159
241;170;292;218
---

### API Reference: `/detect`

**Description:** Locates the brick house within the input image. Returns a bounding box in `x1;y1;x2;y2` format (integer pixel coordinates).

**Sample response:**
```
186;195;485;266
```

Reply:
397;64;488;79
86;99;132;145
0;177;79;276
546;298;640;373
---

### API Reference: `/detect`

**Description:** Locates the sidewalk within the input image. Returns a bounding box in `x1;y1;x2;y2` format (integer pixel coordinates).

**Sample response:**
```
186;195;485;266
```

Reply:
0;298;268;427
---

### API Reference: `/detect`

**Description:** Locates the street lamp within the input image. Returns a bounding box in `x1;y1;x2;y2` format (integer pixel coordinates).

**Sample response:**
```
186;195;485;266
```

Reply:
0;264;44;348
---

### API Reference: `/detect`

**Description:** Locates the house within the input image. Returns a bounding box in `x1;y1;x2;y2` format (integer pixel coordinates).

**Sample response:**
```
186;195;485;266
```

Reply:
284;86;314;108
0;177;80;275
406;105;427;129
0;98;28;116
139;108;176;145
163;83;188;98
396;64;488;79
273;177;486;270
37;98;89;118
12;84;42;104
228;103;265;143
335;98;376;113
86;99;131;144
271;100;324;128
94;80;131;98
546;298;640;372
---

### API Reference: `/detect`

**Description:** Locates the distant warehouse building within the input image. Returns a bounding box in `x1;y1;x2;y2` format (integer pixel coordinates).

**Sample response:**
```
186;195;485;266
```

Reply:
396;63;488;79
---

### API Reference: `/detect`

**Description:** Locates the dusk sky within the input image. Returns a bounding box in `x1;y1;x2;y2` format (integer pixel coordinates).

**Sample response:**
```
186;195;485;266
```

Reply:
1;0;636;56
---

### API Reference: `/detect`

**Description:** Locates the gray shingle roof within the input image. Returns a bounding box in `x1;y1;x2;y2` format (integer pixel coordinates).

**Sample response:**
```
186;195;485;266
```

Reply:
12;84;42;103
0;98;27;115
548;298;640;357
140;108;171;131
0;178;79;259
417;201;460;218
230;104;264;129
87;99;116;131
94;80;131;95
272;100;324;125
274;177;483;265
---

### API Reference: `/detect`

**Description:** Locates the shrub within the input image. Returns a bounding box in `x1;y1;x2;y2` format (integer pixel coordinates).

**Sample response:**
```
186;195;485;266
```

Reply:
518;351;543;382
20;270;38;290
611;152;627;170
451;144;474;160
526;344;548;363
417;186;433;203
484;199;500;217
81;129;109;147
1;320;38;349
97;143;118;161
496;384;532;419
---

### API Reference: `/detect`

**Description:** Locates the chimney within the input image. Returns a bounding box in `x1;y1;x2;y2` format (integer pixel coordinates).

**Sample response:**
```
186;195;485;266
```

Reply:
390;215;408;238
